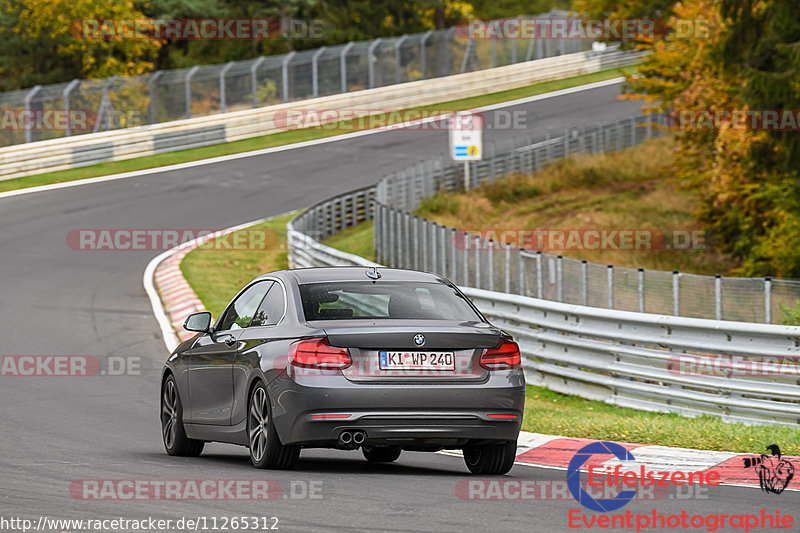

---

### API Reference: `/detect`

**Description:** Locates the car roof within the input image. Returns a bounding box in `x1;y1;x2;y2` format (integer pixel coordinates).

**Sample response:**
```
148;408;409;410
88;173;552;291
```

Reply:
258;267;446;285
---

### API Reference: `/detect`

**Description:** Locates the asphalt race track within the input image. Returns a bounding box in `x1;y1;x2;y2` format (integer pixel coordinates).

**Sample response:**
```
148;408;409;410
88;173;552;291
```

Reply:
1;83;796;532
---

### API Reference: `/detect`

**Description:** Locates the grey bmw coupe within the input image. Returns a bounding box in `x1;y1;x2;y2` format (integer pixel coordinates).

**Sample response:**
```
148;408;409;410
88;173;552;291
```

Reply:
160;267;525;474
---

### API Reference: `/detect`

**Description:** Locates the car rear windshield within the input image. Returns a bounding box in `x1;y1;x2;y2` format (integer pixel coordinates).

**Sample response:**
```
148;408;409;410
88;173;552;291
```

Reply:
298;281;483;321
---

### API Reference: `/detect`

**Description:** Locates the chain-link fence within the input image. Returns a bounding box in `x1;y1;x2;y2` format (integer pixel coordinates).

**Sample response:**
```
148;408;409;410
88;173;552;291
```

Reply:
373;113;800;324
1;9;592;147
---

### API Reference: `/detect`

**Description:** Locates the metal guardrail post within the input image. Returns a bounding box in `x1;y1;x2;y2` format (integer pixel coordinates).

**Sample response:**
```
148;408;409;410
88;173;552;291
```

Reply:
368;38;382;89
220;61;235;113
420;30;433;79
311;47;327;98
460;38;473;74
413;216;420;271
518;249;525;296
395;35;408;84
62;79;80;136
607;265;614;309
581;260;588;306
673;271;680;316
185;66;199;119
250;57;266;108
715;274;722;320
504;244;511;293
340;42;354;93
24;85;42;143
282;51;296;103
638;268;645;313
556;255;563;303
765;277;772;324
490;38;497;68
536;252;543;298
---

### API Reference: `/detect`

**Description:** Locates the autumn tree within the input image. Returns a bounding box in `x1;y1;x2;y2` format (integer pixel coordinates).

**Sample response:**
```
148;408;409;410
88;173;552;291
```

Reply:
0;0;162;90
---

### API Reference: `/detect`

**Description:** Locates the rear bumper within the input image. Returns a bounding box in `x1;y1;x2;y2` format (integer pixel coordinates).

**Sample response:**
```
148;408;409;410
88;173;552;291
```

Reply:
267;371;525;447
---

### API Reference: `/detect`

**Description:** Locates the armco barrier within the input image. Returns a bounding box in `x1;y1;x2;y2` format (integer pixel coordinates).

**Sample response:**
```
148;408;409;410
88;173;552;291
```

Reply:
0;48;644;181
288;187;800;427
287;123;800;428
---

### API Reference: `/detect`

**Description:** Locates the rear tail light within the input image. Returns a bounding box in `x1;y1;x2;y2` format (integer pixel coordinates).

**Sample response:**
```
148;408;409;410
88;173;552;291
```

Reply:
290;338;352;370
480;339;521;370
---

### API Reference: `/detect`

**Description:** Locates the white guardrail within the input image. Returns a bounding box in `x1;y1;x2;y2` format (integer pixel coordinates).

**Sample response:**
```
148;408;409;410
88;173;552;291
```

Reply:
0;48;644;181
287;175;800;428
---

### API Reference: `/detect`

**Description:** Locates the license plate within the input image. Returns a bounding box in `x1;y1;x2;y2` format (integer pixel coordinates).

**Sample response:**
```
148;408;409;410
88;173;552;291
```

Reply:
379;351;455;371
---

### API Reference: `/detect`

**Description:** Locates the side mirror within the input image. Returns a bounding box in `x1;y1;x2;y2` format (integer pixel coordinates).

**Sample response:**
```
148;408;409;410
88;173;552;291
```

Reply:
184;311;212;333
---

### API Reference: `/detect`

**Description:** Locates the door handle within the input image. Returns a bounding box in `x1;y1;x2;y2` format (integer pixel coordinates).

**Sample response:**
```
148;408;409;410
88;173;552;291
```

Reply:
216;333;236;347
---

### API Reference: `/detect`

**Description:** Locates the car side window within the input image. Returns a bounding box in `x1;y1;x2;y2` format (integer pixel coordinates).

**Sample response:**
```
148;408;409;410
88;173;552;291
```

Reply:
217;281;273;331
251;282;285;327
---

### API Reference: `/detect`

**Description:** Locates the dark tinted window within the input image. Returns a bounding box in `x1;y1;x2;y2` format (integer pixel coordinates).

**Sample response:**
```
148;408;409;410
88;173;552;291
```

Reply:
299;281;482;321
217;281;272;331
251;282;285;326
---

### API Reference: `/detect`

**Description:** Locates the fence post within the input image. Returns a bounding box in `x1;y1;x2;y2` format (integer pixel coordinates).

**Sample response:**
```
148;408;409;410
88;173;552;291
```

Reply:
460;232;468;285
219;61;234;113
420;30;433;79
340;42;355;93
24;85;42;143
487;241;494;292
638;268;645;313
281;51;296;103
430;223;438;274
146;71;162;123
556;255;563;303
374;204;382;264
421;218;428;271
451;229;458;282
62;79;80;136
490;38;497;68
185;66;199;119
368;38;382;88
536;251;543;298
581;260;588;306
395;35;408;83
311;47;327;98
765;277;772;324
672;271;680;316
250;57;266;108
504;244;511;293
475;235;482;289
607;265;614;309
413;216;420;271
714;274;722;320
518;249;525;296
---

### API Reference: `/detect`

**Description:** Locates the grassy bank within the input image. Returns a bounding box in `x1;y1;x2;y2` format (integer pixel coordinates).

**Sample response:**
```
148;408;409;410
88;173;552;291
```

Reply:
416;137;738;275
1;67;632;195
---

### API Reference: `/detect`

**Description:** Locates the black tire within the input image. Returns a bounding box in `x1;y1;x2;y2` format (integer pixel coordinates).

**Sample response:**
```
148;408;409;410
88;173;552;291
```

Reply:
463;441;516;475
247;382;299;469
362;445;402;463
161;375;204;457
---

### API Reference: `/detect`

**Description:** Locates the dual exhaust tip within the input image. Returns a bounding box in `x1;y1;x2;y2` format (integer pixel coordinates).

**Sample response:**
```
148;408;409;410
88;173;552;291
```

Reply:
338;430;366;448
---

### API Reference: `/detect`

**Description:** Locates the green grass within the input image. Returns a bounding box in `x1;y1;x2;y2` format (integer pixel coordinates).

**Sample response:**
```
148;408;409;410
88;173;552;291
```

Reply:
180;212;295;319
322;223;376;262
1;66;633;195
522;385;800;455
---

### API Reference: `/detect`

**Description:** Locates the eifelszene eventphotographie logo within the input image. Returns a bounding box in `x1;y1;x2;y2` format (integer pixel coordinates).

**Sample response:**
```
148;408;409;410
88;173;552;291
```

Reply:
743;445;795;494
